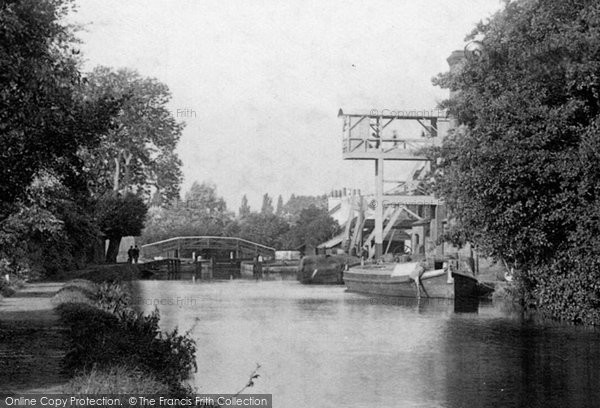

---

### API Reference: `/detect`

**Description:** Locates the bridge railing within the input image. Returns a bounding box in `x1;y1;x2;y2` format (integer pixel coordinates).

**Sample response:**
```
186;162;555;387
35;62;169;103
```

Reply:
141;236;276;260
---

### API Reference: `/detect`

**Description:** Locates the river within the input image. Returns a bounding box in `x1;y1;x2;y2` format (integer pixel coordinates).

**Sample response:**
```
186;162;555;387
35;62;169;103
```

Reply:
132;280;600;408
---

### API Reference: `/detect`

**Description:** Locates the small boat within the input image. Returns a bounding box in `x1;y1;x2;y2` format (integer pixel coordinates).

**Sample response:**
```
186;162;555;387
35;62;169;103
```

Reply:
344;261;493;299
297;254;360;284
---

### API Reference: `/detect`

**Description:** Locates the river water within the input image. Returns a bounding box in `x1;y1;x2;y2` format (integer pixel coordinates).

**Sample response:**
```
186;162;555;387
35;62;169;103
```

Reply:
132;280;600;408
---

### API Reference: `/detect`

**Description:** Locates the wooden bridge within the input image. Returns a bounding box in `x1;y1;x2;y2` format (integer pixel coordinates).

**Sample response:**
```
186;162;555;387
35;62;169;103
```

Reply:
141;236;276;261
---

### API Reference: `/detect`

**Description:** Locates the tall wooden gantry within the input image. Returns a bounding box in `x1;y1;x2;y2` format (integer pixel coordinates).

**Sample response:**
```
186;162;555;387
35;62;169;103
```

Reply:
338;108;449;259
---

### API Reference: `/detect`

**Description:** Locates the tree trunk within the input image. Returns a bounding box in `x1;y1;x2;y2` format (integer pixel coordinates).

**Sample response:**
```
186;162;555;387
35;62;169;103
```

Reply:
105;236;122;263
113;155;120;192
87;236;106;264
123;151;132;193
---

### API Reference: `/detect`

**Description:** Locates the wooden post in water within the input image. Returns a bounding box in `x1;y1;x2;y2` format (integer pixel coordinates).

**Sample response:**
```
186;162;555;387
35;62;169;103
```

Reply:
374;158;384;259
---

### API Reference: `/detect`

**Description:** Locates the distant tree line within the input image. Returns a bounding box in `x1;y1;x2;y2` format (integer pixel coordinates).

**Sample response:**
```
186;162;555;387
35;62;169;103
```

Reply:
140;184;341;251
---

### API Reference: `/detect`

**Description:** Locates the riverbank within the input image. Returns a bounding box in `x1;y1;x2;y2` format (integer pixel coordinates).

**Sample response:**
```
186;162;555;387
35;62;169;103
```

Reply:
0;270;197;395
0;263;144;393
54;279;197;395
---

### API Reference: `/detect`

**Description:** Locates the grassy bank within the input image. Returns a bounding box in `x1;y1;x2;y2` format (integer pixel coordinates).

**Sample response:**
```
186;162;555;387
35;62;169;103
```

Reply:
53;279;197;395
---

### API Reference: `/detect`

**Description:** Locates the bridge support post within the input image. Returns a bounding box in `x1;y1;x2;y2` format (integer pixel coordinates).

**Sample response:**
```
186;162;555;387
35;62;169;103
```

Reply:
374;158;384;259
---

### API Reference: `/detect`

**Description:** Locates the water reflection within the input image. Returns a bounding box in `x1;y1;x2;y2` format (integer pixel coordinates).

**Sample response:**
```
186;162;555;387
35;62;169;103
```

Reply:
454;296;480;313
443;316;600;408
132;280;600;408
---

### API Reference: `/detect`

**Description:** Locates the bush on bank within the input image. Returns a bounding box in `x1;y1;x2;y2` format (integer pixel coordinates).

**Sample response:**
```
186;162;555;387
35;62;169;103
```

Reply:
54;279;197;393
526;248;600;326
0;276;25;298
52;280;99;306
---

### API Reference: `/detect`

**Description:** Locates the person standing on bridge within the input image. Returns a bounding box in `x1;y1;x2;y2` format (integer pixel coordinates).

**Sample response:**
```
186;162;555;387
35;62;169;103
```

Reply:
127;246;134;264
257;254;264;279
132;245;140;264
253;255;258;279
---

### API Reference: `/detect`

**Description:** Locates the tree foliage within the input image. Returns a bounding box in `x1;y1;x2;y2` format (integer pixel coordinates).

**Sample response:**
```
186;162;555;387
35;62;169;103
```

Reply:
275;195;284;216
142;188;339;251
260;193;274;215
0;171;102;276
184;182;227;215
279;194;327;222
238;213;290;249
0;0;118;216
96;193;148;263
431;0;600;323
140;182;234;244
96;193;148;239
286;205;341;250
0;0;125;274
236;203;340;250
239;194;251;218
80;67;183;201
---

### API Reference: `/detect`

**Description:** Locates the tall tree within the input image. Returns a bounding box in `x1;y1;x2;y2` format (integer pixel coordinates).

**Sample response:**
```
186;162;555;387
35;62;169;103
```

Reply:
275;195;284;216
0;0;117;217
80;67;183;202
239;194;251;218
77;67;183;261
0;0;122;273
431;0;600;323
260;193;274;215
185;182;227;215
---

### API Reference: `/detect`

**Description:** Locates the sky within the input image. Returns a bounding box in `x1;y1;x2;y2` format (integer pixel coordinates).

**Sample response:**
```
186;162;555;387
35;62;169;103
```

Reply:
68;0;504;211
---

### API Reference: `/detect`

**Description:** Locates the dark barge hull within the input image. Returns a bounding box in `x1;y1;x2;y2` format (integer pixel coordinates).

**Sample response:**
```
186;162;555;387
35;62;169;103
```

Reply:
297;254;360;284
344;263;494;299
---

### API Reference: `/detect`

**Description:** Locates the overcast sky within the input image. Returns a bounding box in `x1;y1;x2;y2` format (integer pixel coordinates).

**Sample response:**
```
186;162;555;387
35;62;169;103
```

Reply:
69;0;503;210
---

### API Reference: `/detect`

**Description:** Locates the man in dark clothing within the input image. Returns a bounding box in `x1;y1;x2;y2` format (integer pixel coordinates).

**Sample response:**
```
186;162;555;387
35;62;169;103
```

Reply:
127;246;133;263
253;255;261;280
257;254;264;279
132;245;140;264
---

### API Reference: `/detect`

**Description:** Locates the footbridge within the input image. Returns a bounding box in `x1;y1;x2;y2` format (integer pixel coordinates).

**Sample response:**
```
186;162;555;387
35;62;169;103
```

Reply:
141;236;276;261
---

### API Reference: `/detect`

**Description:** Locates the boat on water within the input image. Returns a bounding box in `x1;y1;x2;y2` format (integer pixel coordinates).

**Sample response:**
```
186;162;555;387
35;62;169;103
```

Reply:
344;260;493;299
297;254;361;284
240;259;299;280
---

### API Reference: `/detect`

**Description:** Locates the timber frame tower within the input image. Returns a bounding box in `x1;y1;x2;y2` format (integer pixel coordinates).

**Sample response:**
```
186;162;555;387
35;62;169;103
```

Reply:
338;108;449;260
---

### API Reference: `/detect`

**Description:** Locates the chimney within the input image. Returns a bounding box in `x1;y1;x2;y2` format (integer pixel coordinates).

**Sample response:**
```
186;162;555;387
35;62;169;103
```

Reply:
447;50;466;128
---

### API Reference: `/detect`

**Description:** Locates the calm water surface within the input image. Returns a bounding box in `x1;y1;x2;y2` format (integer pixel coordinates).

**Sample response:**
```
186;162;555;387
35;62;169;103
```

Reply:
132;280;600;408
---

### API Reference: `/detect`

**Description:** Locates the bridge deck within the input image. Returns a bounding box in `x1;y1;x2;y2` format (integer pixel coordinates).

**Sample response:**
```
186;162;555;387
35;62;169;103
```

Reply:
141;236;276;260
